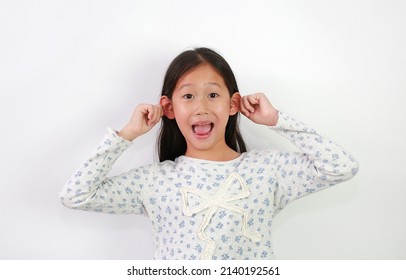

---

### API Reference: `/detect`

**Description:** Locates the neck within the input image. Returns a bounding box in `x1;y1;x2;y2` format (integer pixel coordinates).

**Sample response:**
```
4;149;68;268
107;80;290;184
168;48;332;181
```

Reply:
185;145;240;161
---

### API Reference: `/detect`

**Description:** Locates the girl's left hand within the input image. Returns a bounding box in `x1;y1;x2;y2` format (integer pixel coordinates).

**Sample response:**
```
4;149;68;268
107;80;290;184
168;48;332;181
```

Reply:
240;93;279;126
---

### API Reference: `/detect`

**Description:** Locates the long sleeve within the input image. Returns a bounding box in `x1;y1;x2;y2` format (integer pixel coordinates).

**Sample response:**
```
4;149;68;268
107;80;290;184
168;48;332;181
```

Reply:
60;128;153;215
269;111;359;212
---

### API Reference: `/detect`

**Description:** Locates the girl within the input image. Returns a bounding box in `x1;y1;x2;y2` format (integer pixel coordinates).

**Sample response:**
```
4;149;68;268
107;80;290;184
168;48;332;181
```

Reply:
61;47;359;260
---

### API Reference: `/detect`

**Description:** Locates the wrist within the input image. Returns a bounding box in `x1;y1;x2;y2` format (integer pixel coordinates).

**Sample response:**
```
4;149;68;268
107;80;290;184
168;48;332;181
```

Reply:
267;109;279;126
118;126;139;141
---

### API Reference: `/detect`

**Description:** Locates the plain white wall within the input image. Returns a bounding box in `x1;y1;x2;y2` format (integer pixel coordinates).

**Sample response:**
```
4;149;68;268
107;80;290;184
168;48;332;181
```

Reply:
1;0;405;259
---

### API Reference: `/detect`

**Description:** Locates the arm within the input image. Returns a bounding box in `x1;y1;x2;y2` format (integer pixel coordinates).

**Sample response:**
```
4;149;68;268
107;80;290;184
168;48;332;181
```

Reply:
60;104;163;214
271;111;358;209
240;93;359;210
60;129;151;214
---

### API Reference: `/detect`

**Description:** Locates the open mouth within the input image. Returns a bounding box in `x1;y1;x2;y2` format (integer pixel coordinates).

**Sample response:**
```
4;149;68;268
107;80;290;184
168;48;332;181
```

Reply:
192;123;214;136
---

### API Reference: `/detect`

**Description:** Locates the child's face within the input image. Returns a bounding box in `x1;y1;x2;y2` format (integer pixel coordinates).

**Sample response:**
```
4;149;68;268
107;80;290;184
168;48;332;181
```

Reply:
163;63;239;158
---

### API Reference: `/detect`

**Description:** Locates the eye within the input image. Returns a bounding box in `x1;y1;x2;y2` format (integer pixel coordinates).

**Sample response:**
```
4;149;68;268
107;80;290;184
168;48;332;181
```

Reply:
208;92;219;98
183;93;194;99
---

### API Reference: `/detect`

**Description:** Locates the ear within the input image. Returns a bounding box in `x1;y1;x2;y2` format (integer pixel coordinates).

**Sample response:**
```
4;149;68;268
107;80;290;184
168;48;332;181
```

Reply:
160;96;175;119
229;92;241;116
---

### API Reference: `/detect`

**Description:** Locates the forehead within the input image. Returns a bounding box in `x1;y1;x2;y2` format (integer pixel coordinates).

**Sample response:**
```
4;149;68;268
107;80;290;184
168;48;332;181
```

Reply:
175;63;226;90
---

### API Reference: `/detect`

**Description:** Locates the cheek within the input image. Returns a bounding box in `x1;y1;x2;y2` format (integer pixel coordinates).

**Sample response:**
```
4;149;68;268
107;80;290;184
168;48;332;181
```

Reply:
215;103;232;117
172;104;187;118
172;106;190;128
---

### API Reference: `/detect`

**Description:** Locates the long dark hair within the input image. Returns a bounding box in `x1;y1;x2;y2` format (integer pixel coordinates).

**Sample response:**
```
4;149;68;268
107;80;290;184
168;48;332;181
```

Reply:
157;47;247;162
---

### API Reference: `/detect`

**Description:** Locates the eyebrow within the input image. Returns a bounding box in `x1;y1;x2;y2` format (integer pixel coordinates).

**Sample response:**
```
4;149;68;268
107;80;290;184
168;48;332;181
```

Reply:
178;82;222;90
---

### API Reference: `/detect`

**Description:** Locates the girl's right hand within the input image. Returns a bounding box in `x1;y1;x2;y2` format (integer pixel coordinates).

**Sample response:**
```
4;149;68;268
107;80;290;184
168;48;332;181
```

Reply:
118;104;163;141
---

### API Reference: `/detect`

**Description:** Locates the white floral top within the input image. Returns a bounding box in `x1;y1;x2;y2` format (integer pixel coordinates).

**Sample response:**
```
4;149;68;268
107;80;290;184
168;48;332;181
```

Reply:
60;112;358;260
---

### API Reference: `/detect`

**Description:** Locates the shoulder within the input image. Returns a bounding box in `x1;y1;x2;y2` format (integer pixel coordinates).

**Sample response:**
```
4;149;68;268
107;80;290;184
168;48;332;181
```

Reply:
242;149;281;162
148;159;178;174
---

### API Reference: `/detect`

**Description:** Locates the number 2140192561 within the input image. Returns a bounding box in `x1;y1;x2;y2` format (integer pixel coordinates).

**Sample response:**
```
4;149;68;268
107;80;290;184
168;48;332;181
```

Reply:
220;266;280;276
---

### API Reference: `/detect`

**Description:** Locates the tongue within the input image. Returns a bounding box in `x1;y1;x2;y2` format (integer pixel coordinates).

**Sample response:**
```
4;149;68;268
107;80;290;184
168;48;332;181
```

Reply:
194;124;212;135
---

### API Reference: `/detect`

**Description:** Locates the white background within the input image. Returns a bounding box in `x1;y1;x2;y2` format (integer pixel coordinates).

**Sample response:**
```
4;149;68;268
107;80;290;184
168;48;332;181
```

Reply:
1;0;405;259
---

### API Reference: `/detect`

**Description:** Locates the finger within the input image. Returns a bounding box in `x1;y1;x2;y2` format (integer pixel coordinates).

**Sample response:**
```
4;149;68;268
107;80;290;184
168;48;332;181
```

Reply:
148;105;163;126
148;106;159;126
154;106;164;123
248;94;261;106
139;104;152;126
147;105;154;119
150;106;161;125
138;104;151;115
242;96;256;113
156;105;164;118
239;98;250;116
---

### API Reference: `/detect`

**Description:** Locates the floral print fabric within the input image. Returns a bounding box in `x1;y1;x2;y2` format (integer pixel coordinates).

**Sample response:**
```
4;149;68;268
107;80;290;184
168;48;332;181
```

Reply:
60;111;358;259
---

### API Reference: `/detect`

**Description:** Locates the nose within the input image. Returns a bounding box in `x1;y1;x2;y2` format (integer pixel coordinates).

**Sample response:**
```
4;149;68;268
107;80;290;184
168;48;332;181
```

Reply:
195;96;210;115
